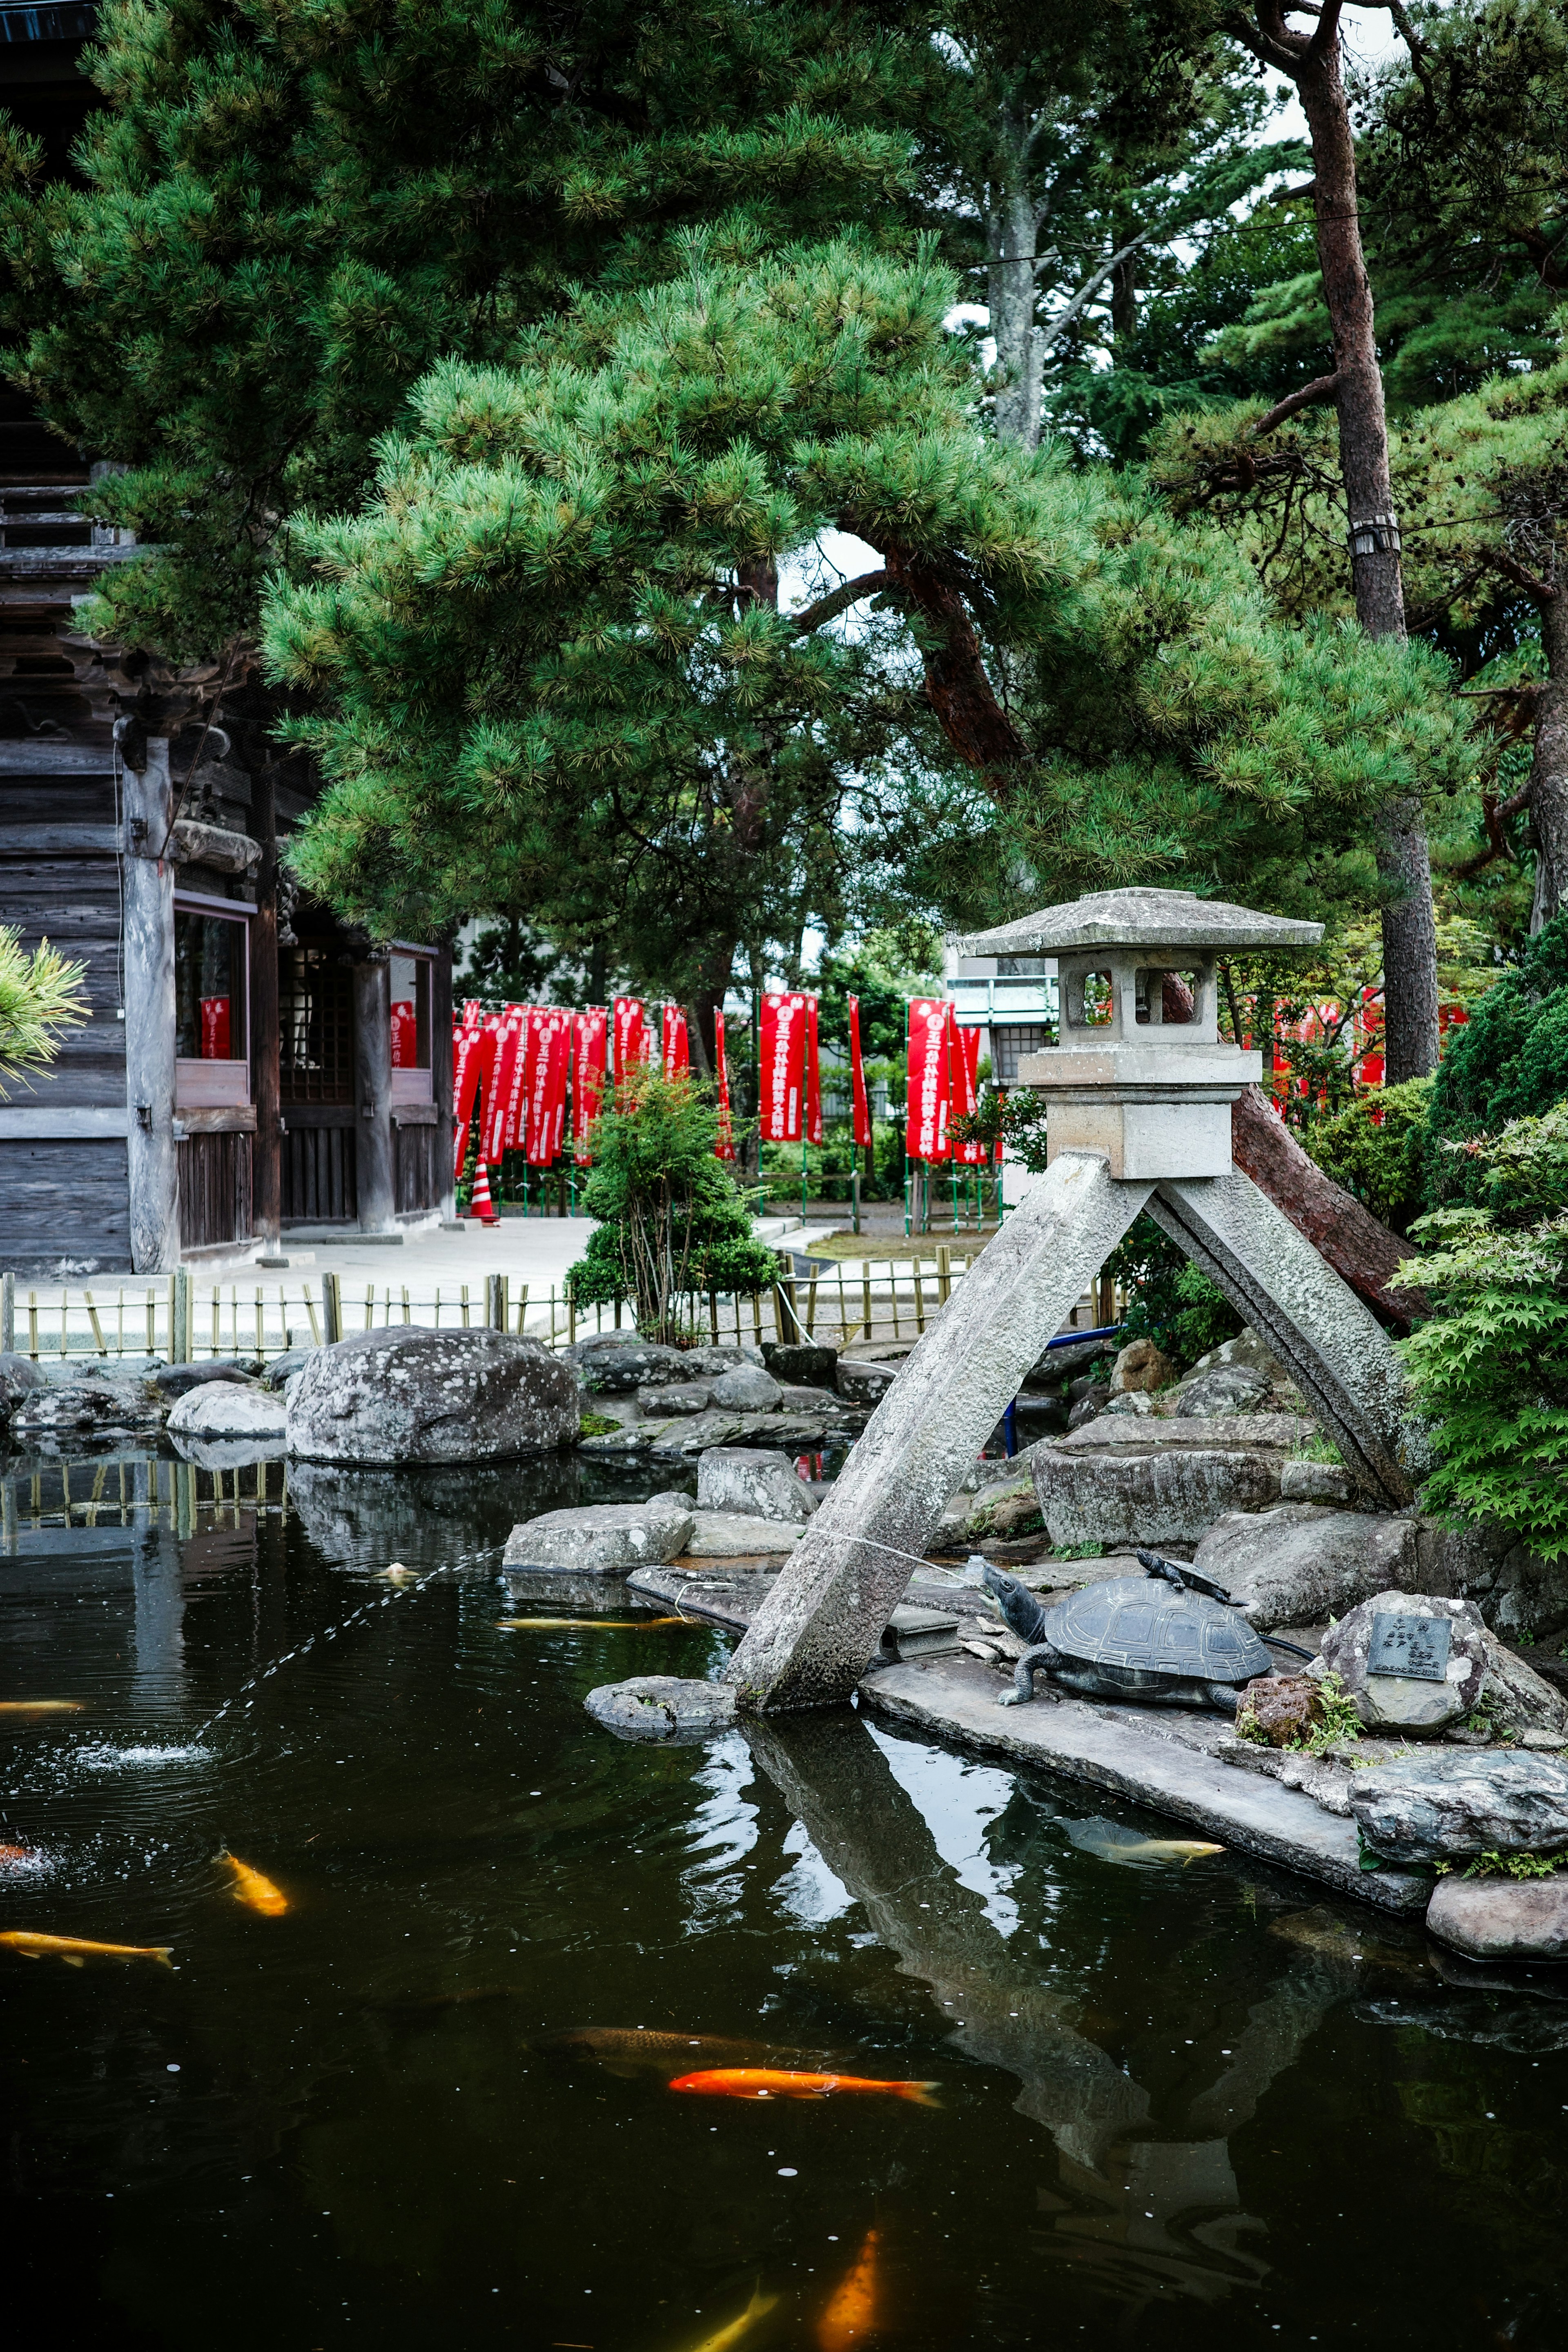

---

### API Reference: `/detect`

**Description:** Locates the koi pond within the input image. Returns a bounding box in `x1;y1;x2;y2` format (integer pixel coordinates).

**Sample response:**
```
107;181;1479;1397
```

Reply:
2;1444;1567;2350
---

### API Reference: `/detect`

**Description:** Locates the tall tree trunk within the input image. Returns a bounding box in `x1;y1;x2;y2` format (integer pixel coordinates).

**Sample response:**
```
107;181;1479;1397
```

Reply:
1239;1;1440;1081
987;111;1043;452
1530;586;1568;930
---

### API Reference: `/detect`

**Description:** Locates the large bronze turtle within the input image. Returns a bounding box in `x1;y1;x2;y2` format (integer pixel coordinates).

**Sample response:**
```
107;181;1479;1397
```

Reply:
980;1550;1296;1713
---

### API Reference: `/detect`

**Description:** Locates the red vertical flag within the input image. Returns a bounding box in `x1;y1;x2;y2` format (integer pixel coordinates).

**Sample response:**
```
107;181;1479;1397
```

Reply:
545;1014;571;1163
804;996;823;1147
847;994;872;1149
452;1015;491;1181
612;996;645;1082
662;1002;690;1077
907;997;950;1163
713;1009;735;1160
501;1004;532;1154
526;1009;570;1165
951;1015;987;1165
572;1008;608;1165
759;992;806;1142
483;1008;523;1165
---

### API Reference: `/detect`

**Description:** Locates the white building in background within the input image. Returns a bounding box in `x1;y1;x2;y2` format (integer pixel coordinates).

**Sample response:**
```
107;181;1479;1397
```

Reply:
944;937;1058;1206
943;938;1058;1078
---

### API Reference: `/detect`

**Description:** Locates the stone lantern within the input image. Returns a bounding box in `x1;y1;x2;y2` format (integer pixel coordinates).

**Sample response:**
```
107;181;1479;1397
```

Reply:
727;886;1421;1717
1001;887;1319;1181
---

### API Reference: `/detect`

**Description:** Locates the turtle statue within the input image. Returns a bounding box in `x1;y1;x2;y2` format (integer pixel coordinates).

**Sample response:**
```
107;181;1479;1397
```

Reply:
978;1549;1301;1713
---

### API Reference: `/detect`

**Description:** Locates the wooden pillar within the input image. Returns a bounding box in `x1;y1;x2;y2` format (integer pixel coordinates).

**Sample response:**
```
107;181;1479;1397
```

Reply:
122;739;180;1272
432;934;455;1223
353;953;396;1232
250;763;281;1250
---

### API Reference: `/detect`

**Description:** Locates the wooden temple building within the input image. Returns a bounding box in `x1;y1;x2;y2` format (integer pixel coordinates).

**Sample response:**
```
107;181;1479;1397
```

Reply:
0;5;454;1276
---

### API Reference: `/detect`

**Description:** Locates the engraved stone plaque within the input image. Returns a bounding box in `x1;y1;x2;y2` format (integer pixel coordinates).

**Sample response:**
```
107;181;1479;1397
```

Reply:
1367;1611;1452;1683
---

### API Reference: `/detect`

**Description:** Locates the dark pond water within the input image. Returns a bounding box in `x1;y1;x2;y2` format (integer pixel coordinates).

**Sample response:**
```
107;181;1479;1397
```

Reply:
2;1447;1568;2351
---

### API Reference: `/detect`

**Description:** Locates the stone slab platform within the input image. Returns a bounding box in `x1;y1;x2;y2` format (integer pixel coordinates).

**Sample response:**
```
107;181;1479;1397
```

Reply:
860;1652;1432;1916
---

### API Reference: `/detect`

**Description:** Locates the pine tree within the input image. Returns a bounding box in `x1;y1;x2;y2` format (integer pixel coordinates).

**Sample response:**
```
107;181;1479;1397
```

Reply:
0;0;924;659
260;234;1470;965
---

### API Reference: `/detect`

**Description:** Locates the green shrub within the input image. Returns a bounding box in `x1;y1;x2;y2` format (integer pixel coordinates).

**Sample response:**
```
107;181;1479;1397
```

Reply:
1306;1077;1434;1236
1402;1109;1568;1559
1102;1214;1242;1370
566;1070;780;1340
1424;913;1568;1207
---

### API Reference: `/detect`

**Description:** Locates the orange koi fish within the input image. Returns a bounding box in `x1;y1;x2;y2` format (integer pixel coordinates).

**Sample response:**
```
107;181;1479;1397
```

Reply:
0;1701;84;1716
0;1845;38;1868
818;2229;880;2352
669;2069;938;2107
220;1851;290;1916
494;1617;684;1630
0;1930;172;1967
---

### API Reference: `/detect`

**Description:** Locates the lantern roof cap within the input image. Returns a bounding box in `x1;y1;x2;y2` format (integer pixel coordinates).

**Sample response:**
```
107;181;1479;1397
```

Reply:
957;888;1323;959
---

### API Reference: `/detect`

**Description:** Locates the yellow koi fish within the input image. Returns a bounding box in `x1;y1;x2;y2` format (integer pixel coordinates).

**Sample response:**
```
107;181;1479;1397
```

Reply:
681;2283;779;2352
0;1701;84;1716
0;1930;172;1967
495;1617;684;1631
819;2229;880;2351
220;1851;290;1917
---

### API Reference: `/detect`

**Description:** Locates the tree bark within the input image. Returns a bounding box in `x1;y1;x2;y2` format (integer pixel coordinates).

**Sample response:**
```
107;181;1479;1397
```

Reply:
1233;1;1441;1081
1231;1084;1422;1328
1530;586;1568;930
987;110;1044;451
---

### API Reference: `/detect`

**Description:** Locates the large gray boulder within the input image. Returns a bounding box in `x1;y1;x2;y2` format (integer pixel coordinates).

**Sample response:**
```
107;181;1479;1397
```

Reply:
1317;1588;1568;1738
837;1358;899;1407
0;1351;45;1416
762;1341;839;1387
682;1512;802;1557
570;1337;689;1392
1318;1590;1483;1733
11;1368;162;1442
286;1327;577;1464
167;1383;287;1442
1032;1414;1312;1551
709;1363;782;1411
149;1358;259;1399
502;1499;695;1573
1168;1364;1272;1417
1352;1750;1568;1864
584;1675;738;1741
697;1446;818;1522
1425;1875;1568;1962
1409;1516;1568;1644
1194;1505;1417;1630
637;1382;712;1416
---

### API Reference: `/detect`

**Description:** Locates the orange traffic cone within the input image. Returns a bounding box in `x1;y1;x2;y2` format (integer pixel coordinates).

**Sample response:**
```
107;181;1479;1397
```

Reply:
469;1158;501;1225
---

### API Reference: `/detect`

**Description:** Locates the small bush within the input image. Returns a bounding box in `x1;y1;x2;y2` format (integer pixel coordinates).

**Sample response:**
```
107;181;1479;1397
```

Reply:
1307;1077;1434;1236
1425;912;1568;1208
1401;1108;1568;1559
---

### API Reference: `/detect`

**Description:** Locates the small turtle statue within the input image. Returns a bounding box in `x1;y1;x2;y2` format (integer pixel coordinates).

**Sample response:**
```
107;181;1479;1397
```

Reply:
978;1549;1302;1713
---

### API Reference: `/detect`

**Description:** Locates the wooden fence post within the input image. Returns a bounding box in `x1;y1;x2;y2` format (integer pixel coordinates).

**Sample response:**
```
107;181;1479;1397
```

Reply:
323;1270;342;1344
0;1272;11;1356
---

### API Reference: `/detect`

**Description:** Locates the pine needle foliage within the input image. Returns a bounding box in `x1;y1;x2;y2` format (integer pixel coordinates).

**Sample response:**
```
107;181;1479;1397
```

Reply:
0;0;923;659
0;930;87;1096
261;234;1473;948
1425;911;1568;1205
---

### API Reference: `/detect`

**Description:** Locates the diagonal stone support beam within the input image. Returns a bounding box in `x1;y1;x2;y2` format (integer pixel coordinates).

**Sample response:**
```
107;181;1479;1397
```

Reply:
1149;1171;1423;1508
726;1152;1151;1713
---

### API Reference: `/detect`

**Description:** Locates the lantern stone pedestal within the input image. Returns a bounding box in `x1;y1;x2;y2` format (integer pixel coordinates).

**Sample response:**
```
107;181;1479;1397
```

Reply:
725;889;1425;1716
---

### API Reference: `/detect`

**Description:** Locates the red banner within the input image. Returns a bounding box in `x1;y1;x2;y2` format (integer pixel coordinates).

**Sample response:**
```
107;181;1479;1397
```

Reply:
390;998;417;1067
662;1002;690;1077
907;997;949;1163
713;1009;735;1160
804;995;822;1147
483;1007;525;1164
572;1007;607;1165
524;1008;570;1165
199;994;231;1059
951;1016;987;1165
452;1017;492;1180
847;994;872;1149
613;996;645;1082
760;992;807;1143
